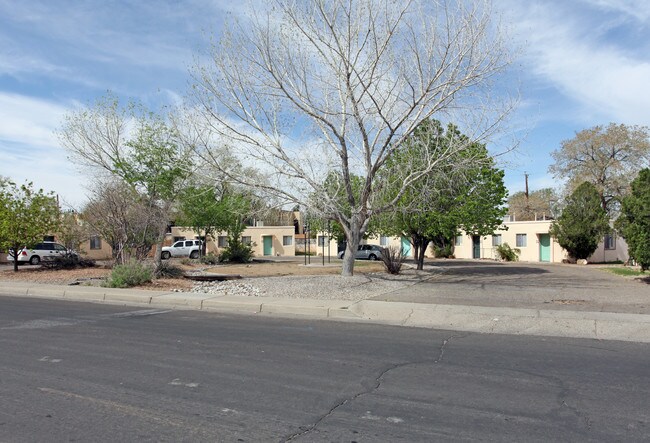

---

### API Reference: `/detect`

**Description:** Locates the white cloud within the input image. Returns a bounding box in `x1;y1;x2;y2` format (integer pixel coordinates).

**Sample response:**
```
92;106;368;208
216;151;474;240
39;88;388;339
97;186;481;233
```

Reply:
0;93;89;207
579;0;650;22
501;0;650;126
0;93;67;148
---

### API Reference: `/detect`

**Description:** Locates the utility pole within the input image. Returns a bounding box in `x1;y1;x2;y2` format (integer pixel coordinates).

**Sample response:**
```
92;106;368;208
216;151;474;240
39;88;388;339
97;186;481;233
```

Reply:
524;172;529;199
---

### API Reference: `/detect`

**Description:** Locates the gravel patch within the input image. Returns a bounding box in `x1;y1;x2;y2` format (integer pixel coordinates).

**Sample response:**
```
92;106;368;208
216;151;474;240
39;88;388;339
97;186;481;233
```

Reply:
185;269;433;301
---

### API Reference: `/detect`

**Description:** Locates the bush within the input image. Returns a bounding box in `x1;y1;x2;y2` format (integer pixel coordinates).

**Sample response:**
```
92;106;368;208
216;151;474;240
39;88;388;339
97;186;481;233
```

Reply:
380;246;404;275
104;260;153;288
220;238;254;263
154;261;185;279
496;243;520;262
433;244;454;258
200;253;220;265
40;253;96;270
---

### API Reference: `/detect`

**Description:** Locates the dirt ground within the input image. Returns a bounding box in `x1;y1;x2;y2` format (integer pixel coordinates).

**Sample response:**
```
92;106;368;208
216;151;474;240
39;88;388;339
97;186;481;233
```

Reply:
0;259;386;291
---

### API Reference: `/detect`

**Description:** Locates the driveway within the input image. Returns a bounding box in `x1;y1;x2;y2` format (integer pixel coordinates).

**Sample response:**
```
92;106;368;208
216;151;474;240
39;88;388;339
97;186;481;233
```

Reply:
371;260;650;314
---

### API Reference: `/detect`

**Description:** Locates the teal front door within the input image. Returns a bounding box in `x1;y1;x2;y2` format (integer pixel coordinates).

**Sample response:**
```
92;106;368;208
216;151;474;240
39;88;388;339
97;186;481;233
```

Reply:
539;234;551;262
472;236;480;259
263;236;273;256
400;236;411;256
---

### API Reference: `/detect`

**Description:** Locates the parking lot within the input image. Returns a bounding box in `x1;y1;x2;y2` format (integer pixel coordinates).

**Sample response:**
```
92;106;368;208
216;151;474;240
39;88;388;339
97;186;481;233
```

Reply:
373;260;650;314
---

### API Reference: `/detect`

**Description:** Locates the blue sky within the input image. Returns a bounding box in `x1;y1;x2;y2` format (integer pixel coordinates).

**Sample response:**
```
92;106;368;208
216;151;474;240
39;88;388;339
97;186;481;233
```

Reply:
1;0;649;209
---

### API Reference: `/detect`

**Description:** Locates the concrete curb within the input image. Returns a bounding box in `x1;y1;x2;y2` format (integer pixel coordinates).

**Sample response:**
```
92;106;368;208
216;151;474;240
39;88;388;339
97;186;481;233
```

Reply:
1;282;649;343
350;300;650;343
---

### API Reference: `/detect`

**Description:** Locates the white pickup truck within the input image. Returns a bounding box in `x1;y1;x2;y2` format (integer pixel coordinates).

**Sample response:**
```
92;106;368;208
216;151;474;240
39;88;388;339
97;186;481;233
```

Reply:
161;240;202;259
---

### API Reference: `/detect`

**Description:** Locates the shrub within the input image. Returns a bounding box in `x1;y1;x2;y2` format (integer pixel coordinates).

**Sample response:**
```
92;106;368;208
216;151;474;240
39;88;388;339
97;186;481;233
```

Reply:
154;261;185;279
495;243;520;262
40;253;96;270
104;260;153;288
433;244;454;258
200;253;220;265
380;246;404;275
220;238;254;263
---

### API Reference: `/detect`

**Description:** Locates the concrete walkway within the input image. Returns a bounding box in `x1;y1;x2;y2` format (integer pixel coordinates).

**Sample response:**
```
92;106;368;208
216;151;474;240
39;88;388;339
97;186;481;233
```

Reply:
1;278;649;344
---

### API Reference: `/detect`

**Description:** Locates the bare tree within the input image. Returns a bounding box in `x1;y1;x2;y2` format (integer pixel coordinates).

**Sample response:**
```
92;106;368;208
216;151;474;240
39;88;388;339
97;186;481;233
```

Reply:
549;123;650;214
507;188;559;221
82;180;164;264
58;93;192;267
190;0;514;275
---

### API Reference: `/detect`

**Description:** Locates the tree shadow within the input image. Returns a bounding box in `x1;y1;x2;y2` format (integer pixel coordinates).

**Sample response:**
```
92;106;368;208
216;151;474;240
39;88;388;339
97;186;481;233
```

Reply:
638;275;650;285
423;260;551;277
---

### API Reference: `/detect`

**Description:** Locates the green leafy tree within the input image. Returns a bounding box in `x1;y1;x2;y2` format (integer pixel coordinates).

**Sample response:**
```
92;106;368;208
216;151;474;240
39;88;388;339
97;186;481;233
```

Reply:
378;120;508;270
550;182;609;260
218;193;254;263
616;169;650;271
0;181;61;272
177;185;251;257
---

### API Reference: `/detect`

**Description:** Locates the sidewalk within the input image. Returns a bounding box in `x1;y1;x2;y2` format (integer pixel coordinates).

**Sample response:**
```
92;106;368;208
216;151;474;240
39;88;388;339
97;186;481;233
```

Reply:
1;280;649;344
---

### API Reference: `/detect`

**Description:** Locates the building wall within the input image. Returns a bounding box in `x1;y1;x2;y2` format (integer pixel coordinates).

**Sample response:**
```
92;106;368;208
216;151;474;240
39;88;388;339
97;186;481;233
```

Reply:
80;236;114;260
169;226;296;257
454;221;628;263
454;221;567;263
587;232;629;263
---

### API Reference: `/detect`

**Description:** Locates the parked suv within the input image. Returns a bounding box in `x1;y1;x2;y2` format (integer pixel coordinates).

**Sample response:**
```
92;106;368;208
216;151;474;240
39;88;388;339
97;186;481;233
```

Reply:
6;242;75;265
337;244;383;260
161;240;202;259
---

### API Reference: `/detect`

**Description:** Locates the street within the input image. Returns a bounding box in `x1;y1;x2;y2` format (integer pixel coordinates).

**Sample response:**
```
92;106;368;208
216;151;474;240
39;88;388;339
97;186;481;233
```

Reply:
0;295;648;442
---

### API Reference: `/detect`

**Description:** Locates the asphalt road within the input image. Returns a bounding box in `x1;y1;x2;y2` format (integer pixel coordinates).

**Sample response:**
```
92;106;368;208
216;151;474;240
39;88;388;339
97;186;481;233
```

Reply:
0;296;648;442
374;260;650;314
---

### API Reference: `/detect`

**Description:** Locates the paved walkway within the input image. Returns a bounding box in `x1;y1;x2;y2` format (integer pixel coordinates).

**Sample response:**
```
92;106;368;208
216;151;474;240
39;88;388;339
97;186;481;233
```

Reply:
0;260;648;343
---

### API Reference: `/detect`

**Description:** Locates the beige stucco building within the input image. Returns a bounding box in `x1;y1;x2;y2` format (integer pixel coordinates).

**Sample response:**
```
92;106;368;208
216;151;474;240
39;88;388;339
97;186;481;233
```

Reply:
453;220;627;264
168;225;296;258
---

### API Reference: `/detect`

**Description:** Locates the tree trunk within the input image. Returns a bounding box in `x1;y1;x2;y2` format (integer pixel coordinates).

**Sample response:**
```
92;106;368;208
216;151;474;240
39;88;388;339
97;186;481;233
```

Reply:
12;243;19;272
341;215;365;277
412;236;429;271
417;239;429;270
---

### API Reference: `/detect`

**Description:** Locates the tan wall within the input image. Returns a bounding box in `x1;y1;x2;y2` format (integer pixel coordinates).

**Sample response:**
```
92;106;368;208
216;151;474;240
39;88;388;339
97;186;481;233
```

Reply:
321;234;418;257
588;233;629;263
453;220;630;263
80;237;114;260
169;226;296;257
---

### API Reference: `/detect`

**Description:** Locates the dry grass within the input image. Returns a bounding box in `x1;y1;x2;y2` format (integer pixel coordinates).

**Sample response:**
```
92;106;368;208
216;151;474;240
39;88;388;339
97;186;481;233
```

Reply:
0;258;386;292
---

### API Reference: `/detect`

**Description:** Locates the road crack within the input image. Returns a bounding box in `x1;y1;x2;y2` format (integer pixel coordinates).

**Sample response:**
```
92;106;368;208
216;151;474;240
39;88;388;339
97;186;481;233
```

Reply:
282;333;466;442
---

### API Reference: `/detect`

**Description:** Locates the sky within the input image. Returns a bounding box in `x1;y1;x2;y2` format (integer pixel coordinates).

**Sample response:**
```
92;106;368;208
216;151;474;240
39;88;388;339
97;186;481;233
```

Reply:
1;0;649;209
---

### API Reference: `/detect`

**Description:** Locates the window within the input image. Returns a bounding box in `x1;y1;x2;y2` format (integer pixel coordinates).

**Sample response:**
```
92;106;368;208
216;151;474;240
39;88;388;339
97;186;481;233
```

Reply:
184;241;194;247
604;234;616;250
218;236;229;248
380;236;389;246
283;235;293;246
241;236;252;245
318;236;328;247
173;236;185;243
492;234;502;247
516;234;527;247
173;241;184;248
43;235;55;242
455;235;463;246
90;235;102;250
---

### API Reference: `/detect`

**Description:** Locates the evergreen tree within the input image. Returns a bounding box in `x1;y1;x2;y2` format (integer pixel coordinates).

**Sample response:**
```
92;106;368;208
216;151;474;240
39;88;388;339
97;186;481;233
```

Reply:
550;182;609;260
616;169;650;271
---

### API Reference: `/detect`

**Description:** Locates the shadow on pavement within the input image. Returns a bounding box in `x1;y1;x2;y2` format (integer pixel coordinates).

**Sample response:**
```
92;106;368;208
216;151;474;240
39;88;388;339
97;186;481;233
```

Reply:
424;260;550;277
